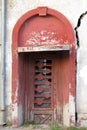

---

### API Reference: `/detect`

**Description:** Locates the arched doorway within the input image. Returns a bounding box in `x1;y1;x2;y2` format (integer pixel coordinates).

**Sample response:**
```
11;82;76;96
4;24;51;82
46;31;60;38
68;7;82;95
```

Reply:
12;7;76;126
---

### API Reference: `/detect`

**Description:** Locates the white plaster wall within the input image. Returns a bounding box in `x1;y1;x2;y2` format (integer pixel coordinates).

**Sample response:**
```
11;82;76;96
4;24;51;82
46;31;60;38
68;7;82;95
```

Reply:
0;0;87;126
77;14;87;127
0;0;3;125
0;45;3;125
0;0;1;45
0;0;1;99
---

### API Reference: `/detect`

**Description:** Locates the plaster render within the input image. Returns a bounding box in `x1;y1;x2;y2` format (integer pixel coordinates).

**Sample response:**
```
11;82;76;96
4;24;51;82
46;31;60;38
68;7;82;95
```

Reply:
0;46;3;125
0;0;87;127
0;0;1;45
63;104;69;126
76;13;87;127
0;0;3;125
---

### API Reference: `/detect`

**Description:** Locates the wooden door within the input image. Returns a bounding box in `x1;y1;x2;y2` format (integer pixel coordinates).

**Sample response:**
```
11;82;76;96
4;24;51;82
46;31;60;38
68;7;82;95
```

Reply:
28;52;63;124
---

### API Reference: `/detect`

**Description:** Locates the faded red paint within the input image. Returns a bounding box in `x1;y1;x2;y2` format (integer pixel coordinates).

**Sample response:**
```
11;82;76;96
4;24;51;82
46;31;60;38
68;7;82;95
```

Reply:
12;7;76;126
12;118;18;126
70;116;75;126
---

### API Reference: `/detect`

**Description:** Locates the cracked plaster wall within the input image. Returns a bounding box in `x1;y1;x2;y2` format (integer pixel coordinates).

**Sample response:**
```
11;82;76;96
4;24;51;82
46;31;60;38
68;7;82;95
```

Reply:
76;14;87;127
0;0;87;127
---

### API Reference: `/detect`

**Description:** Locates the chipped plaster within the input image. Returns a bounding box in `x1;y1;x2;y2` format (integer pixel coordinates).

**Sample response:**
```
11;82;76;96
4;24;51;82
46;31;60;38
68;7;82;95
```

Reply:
1;0;87;127
76;11;87;127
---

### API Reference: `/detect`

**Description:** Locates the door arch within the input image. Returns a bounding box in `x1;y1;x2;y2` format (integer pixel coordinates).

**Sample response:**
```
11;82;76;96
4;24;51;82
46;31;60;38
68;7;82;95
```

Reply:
12;7;76;126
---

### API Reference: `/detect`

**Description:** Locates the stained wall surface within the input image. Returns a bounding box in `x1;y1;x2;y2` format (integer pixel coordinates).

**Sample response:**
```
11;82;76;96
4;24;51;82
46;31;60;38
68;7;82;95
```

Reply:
0;0;3;125
0;0;87;127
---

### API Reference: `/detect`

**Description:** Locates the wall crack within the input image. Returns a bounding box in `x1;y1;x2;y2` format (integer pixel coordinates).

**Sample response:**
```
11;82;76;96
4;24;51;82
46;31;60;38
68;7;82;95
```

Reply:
75;11;87;127
75;11;87;48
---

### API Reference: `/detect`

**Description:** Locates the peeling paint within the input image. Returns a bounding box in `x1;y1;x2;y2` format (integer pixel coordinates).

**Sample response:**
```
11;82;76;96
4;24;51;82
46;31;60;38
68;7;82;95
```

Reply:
69;94;75;115
12;85;18;104
26;30;69;46
18;44;71;52
12;103;18;126
69;83;75;126
63;104;69;126
2;1;76;126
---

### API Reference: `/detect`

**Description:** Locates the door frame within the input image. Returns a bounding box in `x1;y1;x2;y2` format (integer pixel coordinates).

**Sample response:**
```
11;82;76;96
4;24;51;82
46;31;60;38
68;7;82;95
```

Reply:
12;7;76;126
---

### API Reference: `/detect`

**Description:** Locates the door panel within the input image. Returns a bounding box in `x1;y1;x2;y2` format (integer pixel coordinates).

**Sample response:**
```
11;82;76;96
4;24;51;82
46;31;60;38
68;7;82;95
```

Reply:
28;52;63;124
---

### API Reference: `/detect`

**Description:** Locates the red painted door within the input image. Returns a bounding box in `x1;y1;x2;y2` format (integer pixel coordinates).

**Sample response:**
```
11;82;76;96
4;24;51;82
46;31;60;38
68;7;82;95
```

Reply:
28;51;66;124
